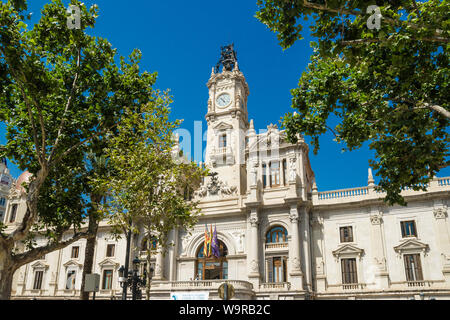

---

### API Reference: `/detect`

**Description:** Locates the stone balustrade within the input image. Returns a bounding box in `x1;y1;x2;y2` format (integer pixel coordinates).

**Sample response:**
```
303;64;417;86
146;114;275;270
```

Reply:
259;282;291;291
314;176;450;205
265;242;288;251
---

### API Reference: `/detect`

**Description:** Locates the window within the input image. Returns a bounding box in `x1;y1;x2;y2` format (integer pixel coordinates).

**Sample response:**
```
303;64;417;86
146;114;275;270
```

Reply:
71;246;79;259
33;271;44;290
9;204;17;223
404;254;423;281
266;256;287;283
0;210;4;222
102;269;113;290
401;221;417;238
65;270;76;290
341;258;358;284
106;244;115;257
196;240;228;280
0;197;5;206
269;161;280;187
282;159;287;186
219;134;227;148
340;226;353;243
266;226;288;243
262;163;267;188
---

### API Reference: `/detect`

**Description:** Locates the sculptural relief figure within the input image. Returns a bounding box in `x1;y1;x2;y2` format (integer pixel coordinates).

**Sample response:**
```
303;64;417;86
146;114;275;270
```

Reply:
219;181;237;196
289;158;297;182
194;184;207;198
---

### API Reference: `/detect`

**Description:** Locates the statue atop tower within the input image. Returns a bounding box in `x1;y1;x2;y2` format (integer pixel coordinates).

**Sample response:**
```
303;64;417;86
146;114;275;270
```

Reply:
214;44;238;73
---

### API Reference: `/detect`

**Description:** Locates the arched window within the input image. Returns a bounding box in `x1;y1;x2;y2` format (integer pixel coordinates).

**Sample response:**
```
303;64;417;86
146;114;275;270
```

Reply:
266;226;288;243
196;240;228;280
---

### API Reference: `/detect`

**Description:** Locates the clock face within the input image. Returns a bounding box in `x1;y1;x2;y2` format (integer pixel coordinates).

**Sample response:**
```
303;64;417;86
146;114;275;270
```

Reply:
216;93;231;108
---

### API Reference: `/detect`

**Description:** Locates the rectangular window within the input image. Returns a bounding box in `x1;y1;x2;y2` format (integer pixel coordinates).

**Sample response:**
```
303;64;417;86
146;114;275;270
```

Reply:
340;226;354;243
404;254;423;281
266;256;287;283
401;221;417;238
262;163;267;188
106;244;115;257
282;159;287;186
341;258;358;284
270;161;280;187
33;271;44;290
219;134;227;148
9;204;18;223
71;246;79;259
0;197;5;206
66;270;76;290
0;210;4;222
102;270;113;290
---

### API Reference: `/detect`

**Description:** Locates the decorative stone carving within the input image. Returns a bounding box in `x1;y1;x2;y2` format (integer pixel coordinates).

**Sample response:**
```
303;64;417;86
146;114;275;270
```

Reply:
291;257;301;271
289;157;297;182
232;231;245;252
434;207;447;219
181;234;192;255
370;214;382;225
249;216;259;227
289;211;299;223
194;174;237;199
250;259;259;273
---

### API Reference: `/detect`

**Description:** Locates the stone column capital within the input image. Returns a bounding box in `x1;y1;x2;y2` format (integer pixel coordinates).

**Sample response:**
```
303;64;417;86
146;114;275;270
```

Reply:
434;207;448;219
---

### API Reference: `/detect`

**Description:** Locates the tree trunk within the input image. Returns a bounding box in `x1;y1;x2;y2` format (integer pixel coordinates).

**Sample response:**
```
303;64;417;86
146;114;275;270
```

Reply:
0;244;16;300
145;230;152;300
80;195;101;300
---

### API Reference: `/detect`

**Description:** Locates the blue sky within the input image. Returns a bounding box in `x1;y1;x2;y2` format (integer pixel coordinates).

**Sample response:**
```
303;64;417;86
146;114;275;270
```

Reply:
2;0;449;191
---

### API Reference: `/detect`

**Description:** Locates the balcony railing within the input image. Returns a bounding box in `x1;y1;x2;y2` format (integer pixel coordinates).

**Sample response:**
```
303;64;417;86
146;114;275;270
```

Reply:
265;242;288;250
314;176;450;205
152;280;254;291
327;283;367;291
259;282;291;290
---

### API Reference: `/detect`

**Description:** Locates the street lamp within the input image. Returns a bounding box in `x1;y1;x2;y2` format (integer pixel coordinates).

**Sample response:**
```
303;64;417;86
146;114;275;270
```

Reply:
118;257;147;300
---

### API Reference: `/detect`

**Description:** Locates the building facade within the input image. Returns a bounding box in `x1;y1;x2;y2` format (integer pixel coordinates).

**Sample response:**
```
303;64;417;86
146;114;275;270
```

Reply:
7;49;450;300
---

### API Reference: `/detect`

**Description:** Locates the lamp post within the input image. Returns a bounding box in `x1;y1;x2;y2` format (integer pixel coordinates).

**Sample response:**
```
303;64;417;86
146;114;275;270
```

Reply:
118;257;148;300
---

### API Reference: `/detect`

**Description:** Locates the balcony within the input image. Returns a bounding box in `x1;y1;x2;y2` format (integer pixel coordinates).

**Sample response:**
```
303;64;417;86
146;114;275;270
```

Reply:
210;147;234;166
149;279;255;299
264;242;288;252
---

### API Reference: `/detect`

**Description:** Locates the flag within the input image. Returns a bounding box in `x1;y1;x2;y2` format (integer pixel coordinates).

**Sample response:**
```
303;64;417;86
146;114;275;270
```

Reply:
212;225;220;258
203;224;209;257
207;224;213;257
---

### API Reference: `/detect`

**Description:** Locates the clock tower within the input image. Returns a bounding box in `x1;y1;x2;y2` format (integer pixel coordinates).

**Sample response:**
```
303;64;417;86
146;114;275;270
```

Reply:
204;44;250;196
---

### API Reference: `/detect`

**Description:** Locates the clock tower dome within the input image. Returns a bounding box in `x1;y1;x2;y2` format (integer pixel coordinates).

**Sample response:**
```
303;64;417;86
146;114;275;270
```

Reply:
204;44;250;196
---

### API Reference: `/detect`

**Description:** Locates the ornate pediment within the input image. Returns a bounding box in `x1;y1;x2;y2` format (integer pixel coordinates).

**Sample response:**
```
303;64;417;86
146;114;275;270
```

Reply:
332;244;364;261
98;258;120;268
31;261;49;270
63;259;83;268
394;239;429;256
213;122;233;131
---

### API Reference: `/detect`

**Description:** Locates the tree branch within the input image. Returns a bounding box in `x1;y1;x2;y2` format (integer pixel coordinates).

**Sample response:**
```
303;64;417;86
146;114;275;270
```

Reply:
12;231;89;268
48;47;82;163
49;122;118;168
301;0;445;38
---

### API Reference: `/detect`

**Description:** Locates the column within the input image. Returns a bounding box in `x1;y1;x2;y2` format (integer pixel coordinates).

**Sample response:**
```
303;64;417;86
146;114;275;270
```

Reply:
300;207;312;291
369;211;389;288
433;206;450;281
153;247;165;280
311;214;326;292
288;204;304;290
247;208;260;286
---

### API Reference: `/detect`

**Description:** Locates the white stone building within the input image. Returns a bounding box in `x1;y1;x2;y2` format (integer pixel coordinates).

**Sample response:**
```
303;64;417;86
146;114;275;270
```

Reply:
6;49;450;300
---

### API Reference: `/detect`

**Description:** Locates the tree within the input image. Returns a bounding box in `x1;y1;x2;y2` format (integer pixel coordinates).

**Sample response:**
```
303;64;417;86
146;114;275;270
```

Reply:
0;0;160;299
256;0;449;204
102;99;207;300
